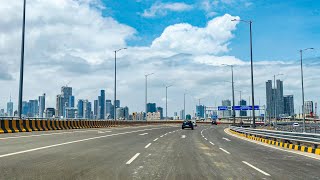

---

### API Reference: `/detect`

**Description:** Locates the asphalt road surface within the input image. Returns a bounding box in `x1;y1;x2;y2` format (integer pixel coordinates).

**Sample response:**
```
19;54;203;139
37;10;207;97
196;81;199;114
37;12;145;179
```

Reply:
0;124;319;180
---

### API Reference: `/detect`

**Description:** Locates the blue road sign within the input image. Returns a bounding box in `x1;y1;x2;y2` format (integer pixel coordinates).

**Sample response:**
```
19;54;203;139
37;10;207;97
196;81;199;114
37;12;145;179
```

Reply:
218;106;228;111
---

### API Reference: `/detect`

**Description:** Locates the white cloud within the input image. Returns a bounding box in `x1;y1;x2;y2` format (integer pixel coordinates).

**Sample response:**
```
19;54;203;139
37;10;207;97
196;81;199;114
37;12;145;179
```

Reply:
151;14;239;55
141;2;193;18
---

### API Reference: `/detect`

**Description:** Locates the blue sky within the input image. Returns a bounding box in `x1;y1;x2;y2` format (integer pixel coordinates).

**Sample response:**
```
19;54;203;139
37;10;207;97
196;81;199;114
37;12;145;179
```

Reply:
103;0;320;61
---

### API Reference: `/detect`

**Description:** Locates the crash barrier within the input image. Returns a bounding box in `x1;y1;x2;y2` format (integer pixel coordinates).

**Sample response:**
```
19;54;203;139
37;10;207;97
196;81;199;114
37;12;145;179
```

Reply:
0;119;194;134
229;126;320;155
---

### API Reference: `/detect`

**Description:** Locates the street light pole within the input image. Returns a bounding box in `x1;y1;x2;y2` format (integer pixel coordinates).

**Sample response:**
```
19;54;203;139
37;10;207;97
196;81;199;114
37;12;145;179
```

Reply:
300;48;314;132
231;19;255;128
165;85;172;120
231;65;236;125
184;92;187;120
114;48;127;121
18;0;27;119
145;73;154;118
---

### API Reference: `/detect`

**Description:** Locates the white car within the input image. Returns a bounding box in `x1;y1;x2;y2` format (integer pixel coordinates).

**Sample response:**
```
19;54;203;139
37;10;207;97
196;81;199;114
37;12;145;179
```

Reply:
292;123;299;127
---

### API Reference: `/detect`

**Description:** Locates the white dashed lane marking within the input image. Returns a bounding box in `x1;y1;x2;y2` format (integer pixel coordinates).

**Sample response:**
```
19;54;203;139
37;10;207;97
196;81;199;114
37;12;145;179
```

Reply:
219;148;230;154
145;143;152;149
126;153;140;165
242;161;271;176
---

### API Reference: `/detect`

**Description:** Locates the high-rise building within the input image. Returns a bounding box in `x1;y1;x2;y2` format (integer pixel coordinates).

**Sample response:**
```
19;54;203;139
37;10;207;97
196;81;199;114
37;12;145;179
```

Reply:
46;108;55;118
69;96;75;108
123;106;129;120
7;97;13;117
22;101;28;117
221;100;231;117
99;90;105;119
83;100;92;119
94;100;98;119
147;103;157;113
196;105;205;118
304;101;314;116
0;109;5;116
239;99;247;116
116;107;125;119
114;100;120;108
77;99;84;118
65;108;77;119
266;79;285;118
38;93;46;118
106;100;113;119
56;95;64;118
28;100;39;117
284;95;294;116
156;107;163;119
61;86;72;117
180;109;185;120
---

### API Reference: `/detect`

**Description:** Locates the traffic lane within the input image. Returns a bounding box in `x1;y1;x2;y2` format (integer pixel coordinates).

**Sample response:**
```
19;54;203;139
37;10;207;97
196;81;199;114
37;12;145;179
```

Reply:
127;125;269;180
0;126;180;180
205;125;320;179
0;125;176;157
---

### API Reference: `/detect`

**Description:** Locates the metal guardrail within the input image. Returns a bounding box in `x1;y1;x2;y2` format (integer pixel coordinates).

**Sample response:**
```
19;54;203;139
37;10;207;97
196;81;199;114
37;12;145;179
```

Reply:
230;126;320;145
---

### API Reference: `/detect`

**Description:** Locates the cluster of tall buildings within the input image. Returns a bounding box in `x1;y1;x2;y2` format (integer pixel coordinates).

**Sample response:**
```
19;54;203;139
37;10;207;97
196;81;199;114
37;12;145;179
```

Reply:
266;79;294;118
146;103;163;120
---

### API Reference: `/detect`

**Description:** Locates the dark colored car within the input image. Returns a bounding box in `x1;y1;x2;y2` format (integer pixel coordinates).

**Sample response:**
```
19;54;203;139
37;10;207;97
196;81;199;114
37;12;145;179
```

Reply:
182;121;194;130
211;120;217;125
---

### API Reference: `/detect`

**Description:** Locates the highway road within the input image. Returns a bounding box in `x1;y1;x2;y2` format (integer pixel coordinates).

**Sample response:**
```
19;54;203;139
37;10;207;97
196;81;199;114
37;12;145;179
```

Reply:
0;124;319;179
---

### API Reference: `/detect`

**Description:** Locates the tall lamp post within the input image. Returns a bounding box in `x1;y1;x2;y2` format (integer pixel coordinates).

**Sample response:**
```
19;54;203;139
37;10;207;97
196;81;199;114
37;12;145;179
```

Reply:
18;0;27;119
232;19;255;128
145;73;154;118
184;91;187;120
165;85;172;120
223;64;236;125
114;48;127;121
273;73;283;128
300;48;314;132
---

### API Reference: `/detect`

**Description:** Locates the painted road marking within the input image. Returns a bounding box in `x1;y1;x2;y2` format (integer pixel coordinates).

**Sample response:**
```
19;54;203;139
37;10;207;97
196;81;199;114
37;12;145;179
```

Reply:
222;137;231;141
126;153;140;165
181;135;186;138
160;135;164;138
153;138;159;142
219;148;230;154
164;133;168;136
139;133;148;136
145;143;152;149
204;138;207;140
209;141;215;145
242;161;271;176
0;127;165;158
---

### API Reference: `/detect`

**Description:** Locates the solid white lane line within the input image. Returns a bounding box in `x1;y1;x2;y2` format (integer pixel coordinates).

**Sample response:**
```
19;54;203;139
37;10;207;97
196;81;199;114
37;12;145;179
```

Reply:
181;135;186;138
139;133;148;136
126;153;140;165
209;141;215;145
145;143;152;149
219;148;230;154
0;127;164;158
153;138;158;142
222;137;231;141
242;161;271;176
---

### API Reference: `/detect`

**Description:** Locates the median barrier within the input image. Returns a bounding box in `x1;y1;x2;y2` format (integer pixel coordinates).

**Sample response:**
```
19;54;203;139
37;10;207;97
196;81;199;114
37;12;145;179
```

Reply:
0;120;4;133
29;120;38;131
22;120;32;132
41;120;49;131
36;120;43;131
10;120;21;133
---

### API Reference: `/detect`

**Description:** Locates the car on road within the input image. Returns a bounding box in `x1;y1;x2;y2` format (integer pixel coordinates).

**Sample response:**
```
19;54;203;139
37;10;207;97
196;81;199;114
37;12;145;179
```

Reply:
293;122;299;127
211;120;217;125
182;121;194;130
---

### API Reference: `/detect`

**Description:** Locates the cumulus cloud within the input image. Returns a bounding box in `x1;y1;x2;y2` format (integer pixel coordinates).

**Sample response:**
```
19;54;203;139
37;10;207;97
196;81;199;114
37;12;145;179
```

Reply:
141;2;193;18
151;14;239;55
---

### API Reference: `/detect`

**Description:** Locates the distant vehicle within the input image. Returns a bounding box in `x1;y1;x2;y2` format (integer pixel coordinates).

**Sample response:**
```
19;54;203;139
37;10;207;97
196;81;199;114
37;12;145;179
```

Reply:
293;123;299;127
182;121;194;130
211;120;217;125
191;119;197;127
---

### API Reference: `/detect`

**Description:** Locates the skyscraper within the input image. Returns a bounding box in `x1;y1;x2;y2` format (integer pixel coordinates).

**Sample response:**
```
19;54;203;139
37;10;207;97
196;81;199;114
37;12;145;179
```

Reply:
123;106;129;120
266;80;273;118
180;109;185;120
94;100;98;119
276;80;284;116
196;105;205;118
77;99;84;118
83;100;92;119
22;101;28;117
28;100;39;117
99;90;105;119
239;99;247;116
147;103;156;113
56;95;64;118
266;79;285;118
69;96;75;108
284;95;294;116
61;86;72;117
106;100;113;119
7;98;13;117
114;100;120;108
45;108;55;118
304;101;313;116
38;93;46;118
156;107;163;119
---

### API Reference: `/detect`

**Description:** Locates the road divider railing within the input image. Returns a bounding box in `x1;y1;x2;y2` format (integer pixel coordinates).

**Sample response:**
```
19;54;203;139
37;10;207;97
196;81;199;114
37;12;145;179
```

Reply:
229;126;320;155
